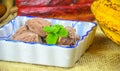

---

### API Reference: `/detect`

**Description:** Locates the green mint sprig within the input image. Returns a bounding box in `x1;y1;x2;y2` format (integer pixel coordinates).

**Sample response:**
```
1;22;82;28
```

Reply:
43;24;68;44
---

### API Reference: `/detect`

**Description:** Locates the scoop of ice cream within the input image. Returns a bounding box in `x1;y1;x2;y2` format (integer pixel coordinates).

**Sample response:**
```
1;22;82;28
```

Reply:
12;31;42;42
12;26;42;42
25;18;51;37
65;26;78;39
58;26;80;45
12;26;28;39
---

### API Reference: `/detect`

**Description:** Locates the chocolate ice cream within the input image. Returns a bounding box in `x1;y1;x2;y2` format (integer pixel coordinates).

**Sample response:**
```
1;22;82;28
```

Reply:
12;26;42;42
58;26;80;45
12;31;41;42
25;18;51;37
12;18;80;45
12;26;28;39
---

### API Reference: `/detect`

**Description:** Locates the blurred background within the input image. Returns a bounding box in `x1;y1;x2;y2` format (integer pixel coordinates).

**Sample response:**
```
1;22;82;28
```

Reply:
0;0;95;27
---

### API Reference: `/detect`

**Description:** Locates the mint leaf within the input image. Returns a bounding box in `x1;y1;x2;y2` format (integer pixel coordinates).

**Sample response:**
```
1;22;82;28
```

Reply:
58;28;68;37
43;24;69;45
54;24;64;29
43;26;52;33
51;25;63;33
46;33;58;44
50;26;59;33
43;25;61;33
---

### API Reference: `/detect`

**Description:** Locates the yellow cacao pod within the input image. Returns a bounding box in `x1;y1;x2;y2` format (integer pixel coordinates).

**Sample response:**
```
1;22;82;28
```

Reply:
0;4;6;17
0;0;13;22
91;0;120;45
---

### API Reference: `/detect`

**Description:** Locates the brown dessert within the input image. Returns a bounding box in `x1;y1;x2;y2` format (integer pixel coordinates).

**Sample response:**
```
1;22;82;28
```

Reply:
12;18;80;45
58;26;80;45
